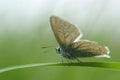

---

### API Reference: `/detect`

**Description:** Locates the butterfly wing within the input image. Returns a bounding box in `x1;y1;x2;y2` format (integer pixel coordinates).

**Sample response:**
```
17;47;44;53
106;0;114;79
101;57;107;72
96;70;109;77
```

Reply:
69;40;110;58
50;16;82;48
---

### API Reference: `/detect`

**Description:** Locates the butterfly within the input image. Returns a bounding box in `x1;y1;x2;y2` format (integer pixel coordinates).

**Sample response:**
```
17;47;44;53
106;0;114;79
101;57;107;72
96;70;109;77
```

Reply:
50;16;110;61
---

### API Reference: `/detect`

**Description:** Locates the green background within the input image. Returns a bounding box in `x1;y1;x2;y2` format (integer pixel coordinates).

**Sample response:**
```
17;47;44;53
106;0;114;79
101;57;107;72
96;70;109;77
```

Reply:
0;0;120;80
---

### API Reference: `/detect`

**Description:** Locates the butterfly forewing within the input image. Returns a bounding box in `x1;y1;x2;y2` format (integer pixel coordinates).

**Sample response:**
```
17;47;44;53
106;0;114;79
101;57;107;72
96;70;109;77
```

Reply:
50;16;81;47
70;40;109;57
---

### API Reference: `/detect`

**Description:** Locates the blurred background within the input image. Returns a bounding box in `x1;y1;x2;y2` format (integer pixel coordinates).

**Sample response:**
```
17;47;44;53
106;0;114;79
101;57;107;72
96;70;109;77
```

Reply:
0;0;120;80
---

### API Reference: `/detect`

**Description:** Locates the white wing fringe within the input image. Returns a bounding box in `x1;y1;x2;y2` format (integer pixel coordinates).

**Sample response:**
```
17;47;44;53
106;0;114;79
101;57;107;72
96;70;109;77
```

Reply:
95;46;111;58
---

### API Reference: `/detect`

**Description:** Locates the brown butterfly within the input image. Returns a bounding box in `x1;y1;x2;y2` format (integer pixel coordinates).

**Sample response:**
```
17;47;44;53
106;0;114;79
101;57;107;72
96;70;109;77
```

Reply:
50;16;110;61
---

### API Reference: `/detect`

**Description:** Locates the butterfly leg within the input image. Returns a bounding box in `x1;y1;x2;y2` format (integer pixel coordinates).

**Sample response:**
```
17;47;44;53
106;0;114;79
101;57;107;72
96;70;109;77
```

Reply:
68;59;73;63
66;59;69;63
76;58;81;63
59;55;63;64
61;57;64;64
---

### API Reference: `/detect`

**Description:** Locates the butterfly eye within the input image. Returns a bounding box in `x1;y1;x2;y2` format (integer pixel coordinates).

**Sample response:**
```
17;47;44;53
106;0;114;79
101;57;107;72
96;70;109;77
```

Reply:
56;47;61;54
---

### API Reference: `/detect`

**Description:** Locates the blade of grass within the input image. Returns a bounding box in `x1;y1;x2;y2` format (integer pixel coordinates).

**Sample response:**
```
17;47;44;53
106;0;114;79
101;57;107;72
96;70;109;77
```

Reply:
0;62;120;74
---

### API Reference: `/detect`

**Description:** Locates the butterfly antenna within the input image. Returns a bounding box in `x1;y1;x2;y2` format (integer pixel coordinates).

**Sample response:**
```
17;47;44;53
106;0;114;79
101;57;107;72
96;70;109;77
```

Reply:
41;46;55;49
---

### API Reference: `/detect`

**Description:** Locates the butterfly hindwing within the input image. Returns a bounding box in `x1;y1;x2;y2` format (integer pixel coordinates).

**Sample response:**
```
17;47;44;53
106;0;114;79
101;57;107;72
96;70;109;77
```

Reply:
69;40;110;58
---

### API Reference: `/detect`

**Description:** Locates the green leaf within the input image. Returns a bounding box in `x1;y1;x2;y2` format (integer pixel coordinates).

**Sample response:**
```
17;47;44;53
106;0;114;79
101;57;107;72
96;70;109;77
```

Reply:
0;62;120;74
